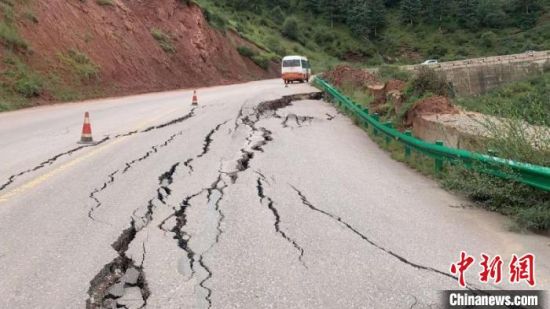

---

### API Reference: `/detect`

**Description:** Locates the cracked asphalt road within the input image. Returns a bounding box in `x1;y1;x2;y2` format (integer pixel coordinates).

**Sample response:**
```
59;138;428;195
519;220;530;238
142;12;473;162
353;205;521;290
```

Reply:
0;79;548;308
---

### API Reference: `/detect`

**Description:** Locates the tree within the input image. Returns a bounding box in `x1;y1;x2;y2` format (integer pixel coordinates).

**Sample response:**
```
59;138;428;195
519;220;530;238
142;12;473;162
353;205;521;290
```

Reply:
400;0;422;25
425;0;449;26
457;0;480;28
348;0;387;38
282;17;299;41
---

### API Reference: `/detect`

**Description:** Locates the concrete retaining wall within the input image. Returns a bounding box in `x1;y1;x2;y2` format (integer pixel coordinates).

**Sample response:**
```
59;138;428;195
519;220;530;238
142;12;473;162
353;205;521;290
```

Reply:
406;51;550;96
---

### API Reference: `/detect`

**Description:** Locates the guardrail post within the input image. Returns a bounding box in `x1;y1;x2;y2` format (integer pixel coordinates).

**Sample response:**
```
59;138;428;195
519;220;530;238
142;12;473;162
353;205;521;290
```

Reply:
435;140;444;173
372;113;380;136
383;122;393;145
404;130;412;159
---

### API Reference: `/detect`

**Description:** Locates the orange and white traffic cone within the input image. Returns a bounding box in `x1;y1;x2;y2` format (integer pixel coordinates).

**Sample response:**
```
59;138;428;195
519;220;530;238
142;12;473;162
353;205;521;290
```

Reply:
80;112;93;144
192;90;198;106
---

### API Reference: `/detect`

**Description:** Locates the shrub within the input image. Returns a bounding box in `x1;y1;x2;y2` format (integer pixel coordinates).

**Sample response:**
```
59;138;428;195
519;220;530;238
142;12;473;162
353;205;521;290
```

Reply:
59;49;100;81
96;0;114;6
378;65;412;81
203;8;227;30
407;66;451;97
251;53;270;70
0;22;28;50
1;54;43;97
151;28;176;53
282;17;299;41
265;36;286;57
237;46;255;58
15;74;42;97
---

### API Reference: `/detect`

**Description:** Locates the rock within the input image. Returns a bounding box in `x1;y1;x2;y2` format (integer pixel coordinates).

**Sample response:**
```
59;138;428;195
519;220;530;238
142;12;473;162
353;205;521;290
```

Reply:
117;287;144;309
122;267;140;286
107;282;125;298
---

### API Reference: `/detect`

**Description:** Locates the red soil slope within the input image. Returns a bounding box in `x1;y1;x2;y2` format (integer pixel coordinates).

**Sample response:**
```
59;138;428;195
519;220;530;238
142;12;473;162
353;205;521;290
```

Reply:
15;0;277;98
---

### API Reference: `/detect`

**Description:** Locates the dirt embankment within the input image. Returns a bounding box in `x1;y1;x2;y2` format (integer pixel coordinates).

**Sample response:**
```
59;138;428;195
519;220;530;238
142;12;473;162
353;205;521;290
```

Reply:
13;0;277;101
322;65;377;89
323;65;461;129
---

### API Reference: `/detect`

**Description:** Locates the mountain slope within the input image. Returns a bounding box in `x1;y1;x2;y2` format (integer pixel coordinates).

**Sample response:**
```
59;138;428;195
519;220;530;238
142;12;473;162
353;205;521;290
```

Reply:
0;0;277;111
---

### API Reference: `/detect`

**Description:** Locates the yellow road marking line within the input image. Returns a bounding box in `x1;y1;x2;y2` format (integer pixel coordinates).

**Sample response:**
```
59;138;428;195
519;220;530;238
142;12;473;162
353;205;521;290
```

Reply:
0;107;183;204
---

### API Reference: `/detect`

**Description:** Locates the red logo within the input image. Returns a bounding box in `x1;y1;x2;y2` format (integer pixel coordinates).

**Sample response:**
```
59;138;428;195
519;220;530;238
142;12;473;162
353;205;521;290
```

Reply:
479;254;503;284
509;254;536;287
450;252;536;287
450;251;475;287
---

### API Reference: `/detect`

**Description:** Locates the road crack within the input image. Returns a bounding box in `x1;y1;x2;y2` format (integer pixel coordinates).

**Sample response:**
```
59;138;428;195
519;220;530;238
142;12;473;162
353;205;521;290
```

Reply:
2;109;196;194
0;137;110;192
290;185;460;282
87;110;199;221
87;162;180;308
257;174;306;268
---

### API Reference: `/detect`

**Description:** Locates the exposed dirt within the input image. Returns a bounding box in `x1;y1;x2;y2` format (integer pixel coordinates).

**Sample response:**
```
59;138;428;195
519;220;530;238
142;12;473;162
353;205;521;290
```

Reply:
13;1;277;104
322;65;378;89
385;79;407;92
405;96;459;127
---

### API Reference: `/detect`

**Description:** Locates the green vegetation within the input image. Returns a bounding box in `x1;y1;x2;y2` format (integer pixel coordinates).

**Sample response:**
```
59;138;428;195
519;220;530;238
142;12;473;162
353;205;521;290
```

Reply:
150;28;176;53
197;0;550;69
236;45;276;70
322;68;550;231
195;0;376;71
0;0;28;51
58;49;100;81
0;53;42;111
96;0;114;6
457;72;550;127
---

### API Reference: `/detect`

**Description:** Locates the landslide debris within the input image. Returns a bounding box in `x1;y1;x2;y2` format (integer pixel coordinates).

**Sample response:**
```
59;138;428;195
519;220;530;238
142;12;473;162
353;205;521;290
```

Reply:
404;96;459;127
322;65;378;89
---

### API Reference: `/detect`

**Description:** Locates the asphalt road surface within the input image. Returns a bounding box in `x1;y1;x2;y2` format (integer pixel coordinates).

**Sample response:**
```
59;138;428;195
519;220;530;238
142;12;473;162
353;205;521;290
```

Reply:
0;79;549;308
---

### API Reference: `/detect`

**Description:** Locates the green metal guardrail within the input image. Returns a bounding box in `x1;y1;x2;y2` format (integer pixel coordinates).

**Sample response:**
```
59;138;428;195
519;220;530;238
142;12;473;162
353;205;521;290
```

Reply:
313;77;550;192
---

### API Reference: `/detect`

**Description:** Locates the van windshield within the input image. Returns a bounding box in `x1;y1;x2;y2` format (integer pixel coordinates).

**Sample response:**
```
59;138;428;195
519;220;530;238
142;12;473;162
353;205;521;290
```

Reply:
283;59;301;67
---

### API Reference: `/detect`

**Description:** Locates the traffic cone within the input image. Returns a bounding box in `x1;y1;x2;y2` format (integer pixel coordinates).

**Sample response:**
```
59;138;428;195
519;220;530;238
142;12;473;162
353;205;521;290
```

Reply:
192;90;198;106
80;112;93;144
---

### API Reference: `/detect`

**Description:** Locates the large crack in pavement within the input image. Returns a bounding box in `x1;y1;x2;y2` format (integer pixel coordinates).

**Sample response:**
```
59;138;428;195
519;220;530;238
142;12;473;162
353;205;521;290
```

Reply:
0;137;110;192
87;109;197;221
89;93;322;308
1;109;196;195
256;174;306;268
87;161;181;309
281;114;314;128
154;92;321;307
289;185;493;292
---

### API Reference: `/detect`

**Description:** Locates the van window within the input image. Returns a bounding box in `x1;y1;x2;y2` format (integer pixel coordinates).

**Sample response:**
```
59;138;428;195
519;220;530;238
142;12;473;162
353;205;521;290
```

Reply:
301;60;310;69
283;59;301;67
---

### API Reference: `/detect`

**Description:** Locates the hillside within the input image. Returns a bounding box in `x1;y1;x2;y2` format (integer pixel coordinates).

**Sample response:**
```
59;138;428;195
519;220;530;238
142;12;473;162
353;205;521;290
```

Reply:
0;0;278;111
199;0;550;67
1;0;549;111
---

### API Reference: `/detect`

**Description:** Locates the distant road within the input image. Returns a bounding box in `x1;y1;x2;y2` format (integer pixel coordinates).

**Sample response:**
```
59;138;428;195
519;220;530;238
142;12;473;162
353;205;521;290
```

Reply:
0;79;548;308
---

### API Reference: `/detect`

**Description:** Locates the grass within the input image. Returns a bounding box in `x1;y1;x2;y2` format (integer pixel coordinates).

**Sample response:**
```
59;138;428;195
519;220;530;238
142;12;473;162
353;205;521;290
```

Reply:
236;45;276;70
195;1;550;69
321;76;550;232
0;0;29;51
456;72;550;127
194;0;374;72
58;49;100;81
378;10;550;64
96;0;114;6
150;28;176;54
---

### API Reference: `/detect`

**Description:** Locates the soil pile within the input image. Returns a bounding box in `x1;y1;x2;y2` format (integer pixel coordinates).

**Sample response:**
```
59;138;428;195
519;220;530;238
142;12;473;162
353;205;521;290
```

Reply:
405;96;459;126
322;65;378;88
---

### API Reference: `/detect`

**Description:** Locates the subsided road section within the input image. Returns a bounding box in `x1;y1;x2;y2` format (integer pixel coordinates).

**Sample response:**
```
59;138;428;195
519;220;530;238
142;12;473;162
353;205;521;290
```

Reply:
0;79;548;308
